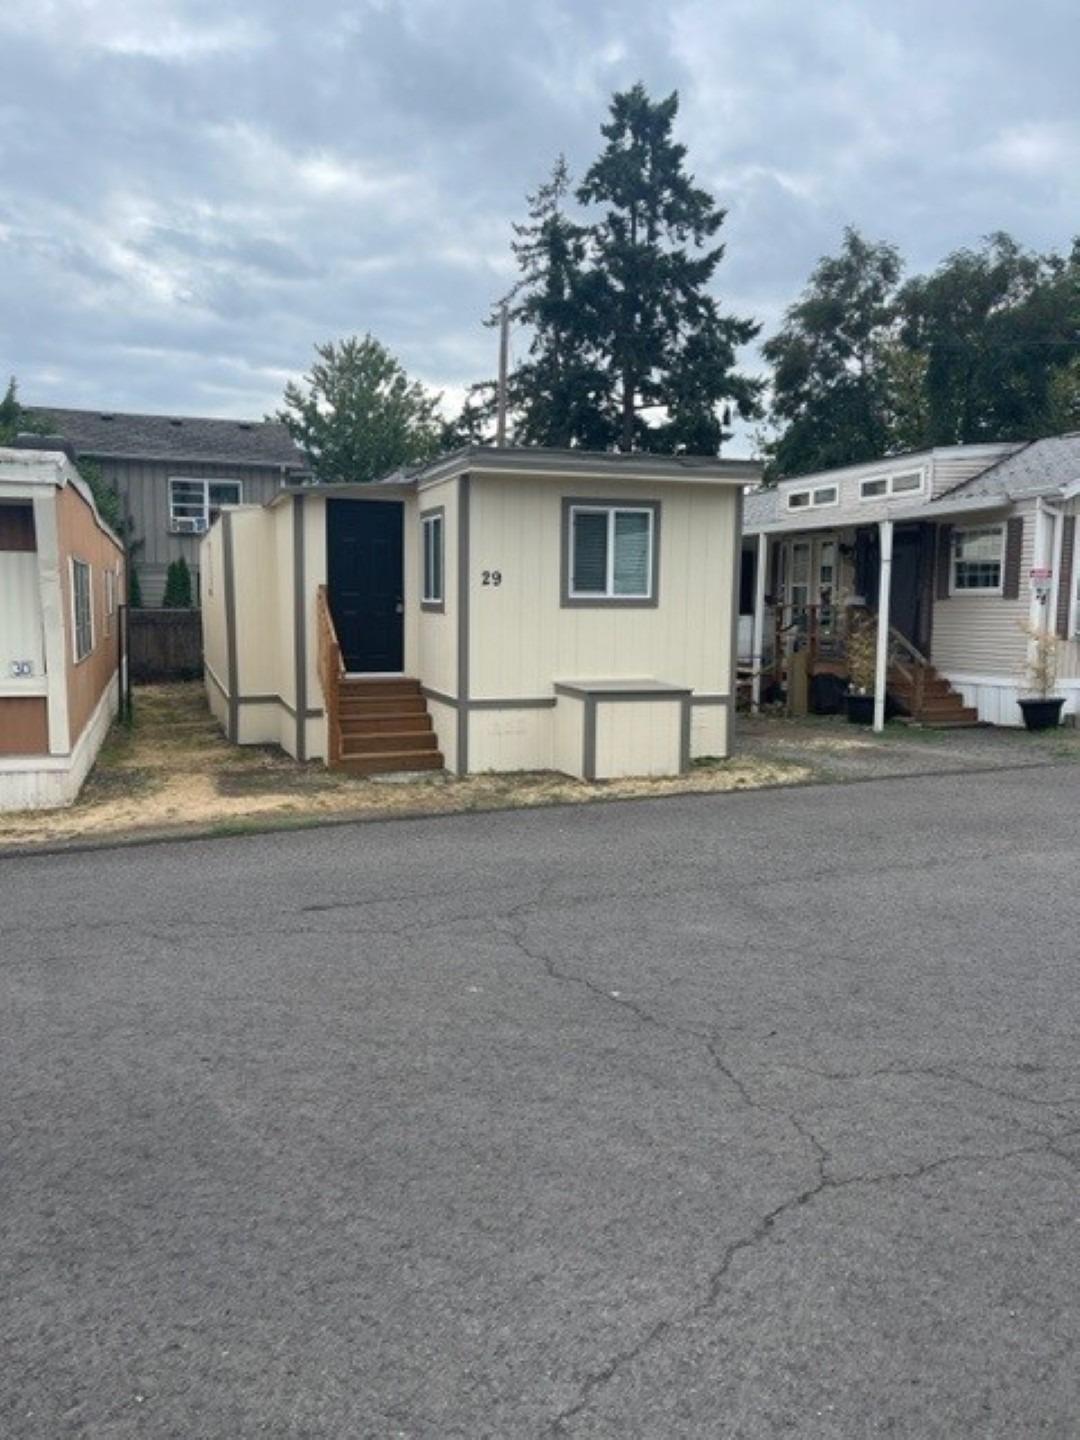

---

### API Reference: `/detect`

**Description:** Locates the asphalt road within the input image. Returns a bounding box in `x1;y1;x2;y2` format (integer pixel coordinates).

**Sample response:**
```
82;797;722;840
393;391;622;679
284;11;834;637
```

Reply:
3;769;1079;1438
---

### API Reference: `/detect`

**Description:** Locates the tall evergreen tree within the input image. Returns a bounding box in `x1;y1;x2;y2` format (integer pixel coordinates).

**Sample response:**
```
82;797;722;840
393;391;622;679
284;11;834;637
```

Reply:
500;157;611;448
578;84;760;452
899;232;1080;444
763;228;904;478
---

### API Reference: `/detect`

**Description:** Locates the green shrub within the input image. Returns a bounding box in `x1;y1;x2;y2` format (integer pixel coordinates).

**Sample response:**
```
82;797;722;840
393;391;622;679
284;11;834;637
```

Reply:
162;556;193;608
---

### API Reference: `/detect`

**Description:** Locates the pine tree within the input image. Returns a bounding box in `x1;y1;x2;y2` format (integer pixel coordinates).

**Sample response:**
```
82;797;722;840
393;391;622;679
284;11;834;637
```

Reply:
577;84;760;452
162;556;193;608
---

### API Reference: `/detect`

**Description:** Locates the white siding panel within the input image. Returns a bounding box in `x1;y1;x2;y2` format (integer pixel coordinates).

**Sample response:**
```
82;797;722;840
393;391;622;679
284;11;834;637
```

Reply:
931;505;1033;678
691;703;729;759
469;709;553;773
595;699;682;778
0;552;45;683
554;694;585;778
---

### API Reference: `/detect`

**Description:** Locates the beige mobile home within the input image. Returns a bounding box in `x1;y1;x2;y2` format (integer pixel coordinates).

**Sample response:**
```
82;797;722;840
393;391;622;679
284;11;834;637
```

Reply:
0;446;125;810
741;434;1080;728
200;446;758;779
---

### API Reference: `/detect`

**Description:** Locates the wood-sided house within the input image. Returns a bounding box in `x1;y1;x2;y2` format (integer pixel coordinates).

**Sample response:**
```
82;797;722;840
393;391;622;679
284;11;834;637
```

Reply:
200;446;758;780
30;407;307;606
740;434;1080;728
1;445;125;810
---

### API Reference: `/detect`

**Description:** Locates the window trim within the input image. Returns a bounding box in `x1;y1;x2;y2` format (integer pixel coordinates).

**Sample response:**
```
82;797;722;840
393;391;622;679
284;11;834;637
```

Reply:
859;468;926;501
168;476;243;534
949;523;1006;597
420;506;445;612
561;497;661;608
71;556;94;664
786;484;839;512
104;566;116;637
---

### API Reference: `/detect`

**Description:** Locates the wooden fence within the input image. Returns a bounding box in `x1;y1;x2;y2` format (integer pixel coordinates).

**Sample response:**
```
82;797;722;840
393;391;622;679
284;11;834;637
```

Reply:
128;608;203;682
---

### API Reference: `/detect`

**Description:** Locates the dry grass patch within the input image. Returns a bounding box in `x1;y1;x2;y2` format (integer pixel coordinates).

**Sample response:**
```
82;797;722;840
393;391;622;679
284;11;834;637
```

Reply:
0;683;811;851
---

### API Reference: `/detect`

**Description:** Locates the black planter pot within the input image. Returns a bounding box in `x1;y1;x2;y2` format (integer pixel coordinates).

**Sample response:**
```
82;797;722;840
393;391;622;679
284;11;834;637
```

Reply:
1018;696;1066;732
846;693;876;726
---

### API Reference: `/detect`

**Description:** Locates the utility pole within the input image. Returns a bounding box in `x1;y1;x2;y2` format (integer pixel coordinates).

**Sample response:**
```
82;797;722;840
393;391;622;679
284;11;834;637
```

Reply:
496;300;509;447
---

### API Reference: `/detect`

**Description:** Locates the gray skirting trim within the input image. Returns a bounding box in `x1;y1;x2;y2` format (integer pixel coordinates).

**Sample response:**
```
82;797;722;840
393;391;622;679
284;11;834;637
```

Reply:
421;686;459;709
222;512;239;743
421;688;558;713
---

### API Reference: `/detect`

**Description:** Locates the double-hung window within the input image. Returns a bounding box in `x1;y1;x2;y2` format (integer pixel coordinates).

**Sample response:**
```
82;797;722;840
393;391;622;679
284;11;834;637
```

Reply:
72;558;93;662
421;508;444;608
566;502;657;604
951;525;1005;594
169;478;242;533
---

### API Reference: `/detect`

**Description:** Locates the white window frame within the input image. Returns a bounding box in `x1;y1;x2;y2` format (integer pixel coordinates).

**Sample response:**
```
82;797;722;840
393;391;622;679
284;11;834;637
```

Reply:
168;477;243;534
104;566;116;637
786;485;839;512
859;468;926;501
568;503;655;601
420;508;444;609
71;557;94;663
950;524;1006;597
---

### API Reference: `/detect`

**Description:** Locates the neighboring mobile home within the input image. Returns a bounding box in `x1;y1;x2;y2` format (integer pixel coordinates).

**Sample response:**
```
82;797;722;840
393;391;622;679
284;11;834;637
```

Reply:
201;446;759;778
741;434;1080;727
0;446;125;810
29;407;307;605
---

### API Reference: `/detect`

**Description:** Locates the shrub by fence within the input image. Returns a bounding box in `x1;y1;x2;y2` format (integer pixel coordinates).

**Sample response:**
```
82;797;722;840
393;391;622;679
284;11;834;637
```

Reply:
128;609;202;682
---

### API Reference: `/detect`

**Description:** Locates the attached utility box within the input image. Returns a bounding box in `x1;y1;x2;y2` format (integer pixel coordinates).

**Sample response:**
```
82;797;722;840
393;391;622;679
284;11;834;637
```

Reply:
554;680;691;780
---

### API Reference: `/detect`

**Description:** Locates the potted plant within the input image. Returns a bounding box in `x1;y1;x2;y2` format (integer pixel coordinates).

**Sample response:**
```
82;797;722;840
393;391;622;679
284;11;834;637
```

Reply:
1018;623;1066;731
845;606;877;724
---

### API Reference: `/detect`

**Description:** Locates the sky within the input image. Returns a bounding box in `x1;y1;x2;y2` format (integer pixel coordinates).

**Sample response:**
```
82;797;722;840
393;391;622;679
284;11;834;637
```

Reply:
1;0;1078;453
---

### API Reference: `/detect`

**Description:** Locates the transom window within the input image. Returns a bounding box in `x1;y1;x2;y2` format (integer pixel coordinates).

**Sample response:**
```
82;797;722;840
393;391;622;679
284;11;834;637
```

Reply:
568;504;656;601
786;485;838;511
860;470;925;500
72;558;93;662
421;509;444;608
952;525;1005;594
169;478;242;533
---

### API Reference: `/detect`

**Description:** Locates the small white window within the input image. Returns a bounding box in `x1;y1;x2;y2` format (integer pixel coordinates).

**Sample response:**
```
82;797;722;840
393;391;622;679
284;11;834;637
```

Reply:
104;567;116;636
787;486;837;511
568;504;655;601
169;478;242;533
860;469;925;500
421;510;444;607
72;558;93;661
951;525;1005;595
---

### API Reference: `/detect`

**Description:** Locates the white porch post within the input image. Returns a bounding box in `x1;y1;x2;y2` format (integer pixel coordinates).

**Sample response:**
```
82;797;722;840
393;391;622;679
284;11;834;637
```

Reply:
750;531;768;712
873;519;894;733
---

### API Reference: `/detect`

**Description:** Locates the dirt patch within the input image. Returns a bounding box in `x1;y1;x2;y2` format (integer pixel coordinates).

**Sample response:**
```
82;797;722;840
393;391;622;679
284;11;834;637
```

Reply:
0;682;813;851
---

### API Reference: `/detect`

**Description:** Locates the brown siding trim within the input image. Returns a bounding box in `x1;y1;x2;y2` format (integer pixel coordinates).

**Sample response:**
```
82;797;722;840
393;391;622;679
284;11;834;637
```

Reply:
1057;515;1076;638
935;524;953;600
1003;516;1023;600
0;697;49;755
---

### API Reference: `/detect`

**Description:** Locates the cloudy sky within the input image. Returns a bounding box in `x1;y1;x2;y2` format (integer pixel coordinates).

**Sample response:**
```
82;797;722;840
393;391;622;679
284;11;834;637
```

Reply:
2;0;1078;447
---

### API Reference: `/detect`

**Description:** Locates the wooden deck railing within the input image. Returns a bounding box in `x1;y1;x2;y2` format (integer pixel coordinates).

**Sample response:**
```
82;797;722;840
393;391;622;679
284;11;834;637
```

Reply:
316;584;344;765
887;625;931;716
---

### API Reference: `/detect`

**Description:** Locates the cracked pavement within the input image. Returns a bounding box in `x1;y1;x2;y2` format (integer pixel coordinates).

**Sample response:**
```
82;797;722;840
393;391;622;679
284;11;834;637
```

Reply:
2;766;1079;1437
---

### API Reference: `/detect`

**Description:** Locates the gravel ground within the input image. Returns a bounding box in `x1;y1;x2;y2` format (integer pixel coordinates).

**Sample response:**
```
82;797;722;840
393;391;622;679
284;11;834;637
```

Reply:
3;768;1079;1437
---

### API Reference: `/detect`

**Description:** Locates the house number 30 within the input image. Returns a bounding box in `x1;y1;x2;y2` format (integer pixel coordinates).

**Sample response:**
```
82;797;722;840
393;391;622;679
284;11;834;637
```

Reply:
481;570;502;587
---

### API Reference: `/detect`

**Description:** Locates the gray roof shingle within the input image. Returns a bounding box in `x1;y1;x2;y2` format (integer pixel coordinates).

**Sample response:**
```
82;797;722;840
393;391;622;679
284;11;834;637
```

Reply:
29;405;307;469
941;434;1080;501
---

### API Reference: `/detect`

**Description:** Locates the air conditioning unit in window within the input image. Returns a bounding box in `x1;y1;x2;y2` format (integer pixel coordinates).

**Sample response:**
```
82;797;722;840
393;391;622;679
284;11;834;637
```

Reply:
173;516;207;534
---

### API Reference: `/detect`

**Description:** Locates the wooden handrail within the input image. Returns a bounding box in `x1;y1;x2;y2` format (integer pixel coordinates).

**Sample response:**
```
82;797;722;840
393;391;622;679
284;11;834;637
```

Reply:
316;584;345;765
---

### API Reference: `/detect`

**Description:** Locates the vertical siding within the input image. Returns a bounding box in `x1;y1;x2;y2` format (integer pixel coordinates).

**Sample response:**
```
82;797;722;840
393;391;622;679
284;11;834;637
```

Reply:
416;475;459;698
468;709;554;772
930;504;1034;677
0;551;45;682
99;457;286;606
595;699;682;778
468;475;738;699
553;694;585;778
56;482;125;748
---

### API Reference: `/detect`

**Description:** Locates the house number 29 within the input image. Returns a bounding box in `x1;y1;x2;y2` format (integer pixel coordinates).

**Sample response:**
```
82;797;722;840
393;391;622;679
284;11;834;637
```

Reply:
481;570;502;587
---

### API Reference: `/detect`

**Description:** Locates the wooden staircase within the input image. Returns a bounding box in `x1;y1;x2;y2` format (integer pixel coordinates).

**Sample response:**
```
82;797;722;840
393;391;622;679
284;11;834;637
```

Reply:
316;586;444;774
334;677;444;774
887;628;980;728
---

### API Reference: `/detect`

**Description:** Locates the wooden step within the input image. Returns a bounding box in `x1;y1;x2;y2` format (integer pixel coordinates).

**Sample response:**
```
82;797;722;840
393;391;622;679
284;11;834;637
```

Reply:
339;695;428;717
336;749;445;775
340;729;438;755
340;677;421;698
339;712;434;736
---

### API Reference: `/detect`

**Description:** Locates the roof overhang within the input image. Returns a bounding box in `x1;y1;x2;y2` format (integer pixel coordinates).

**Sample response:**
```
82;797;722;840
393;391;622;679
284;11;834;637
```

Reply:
391;445;761;492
